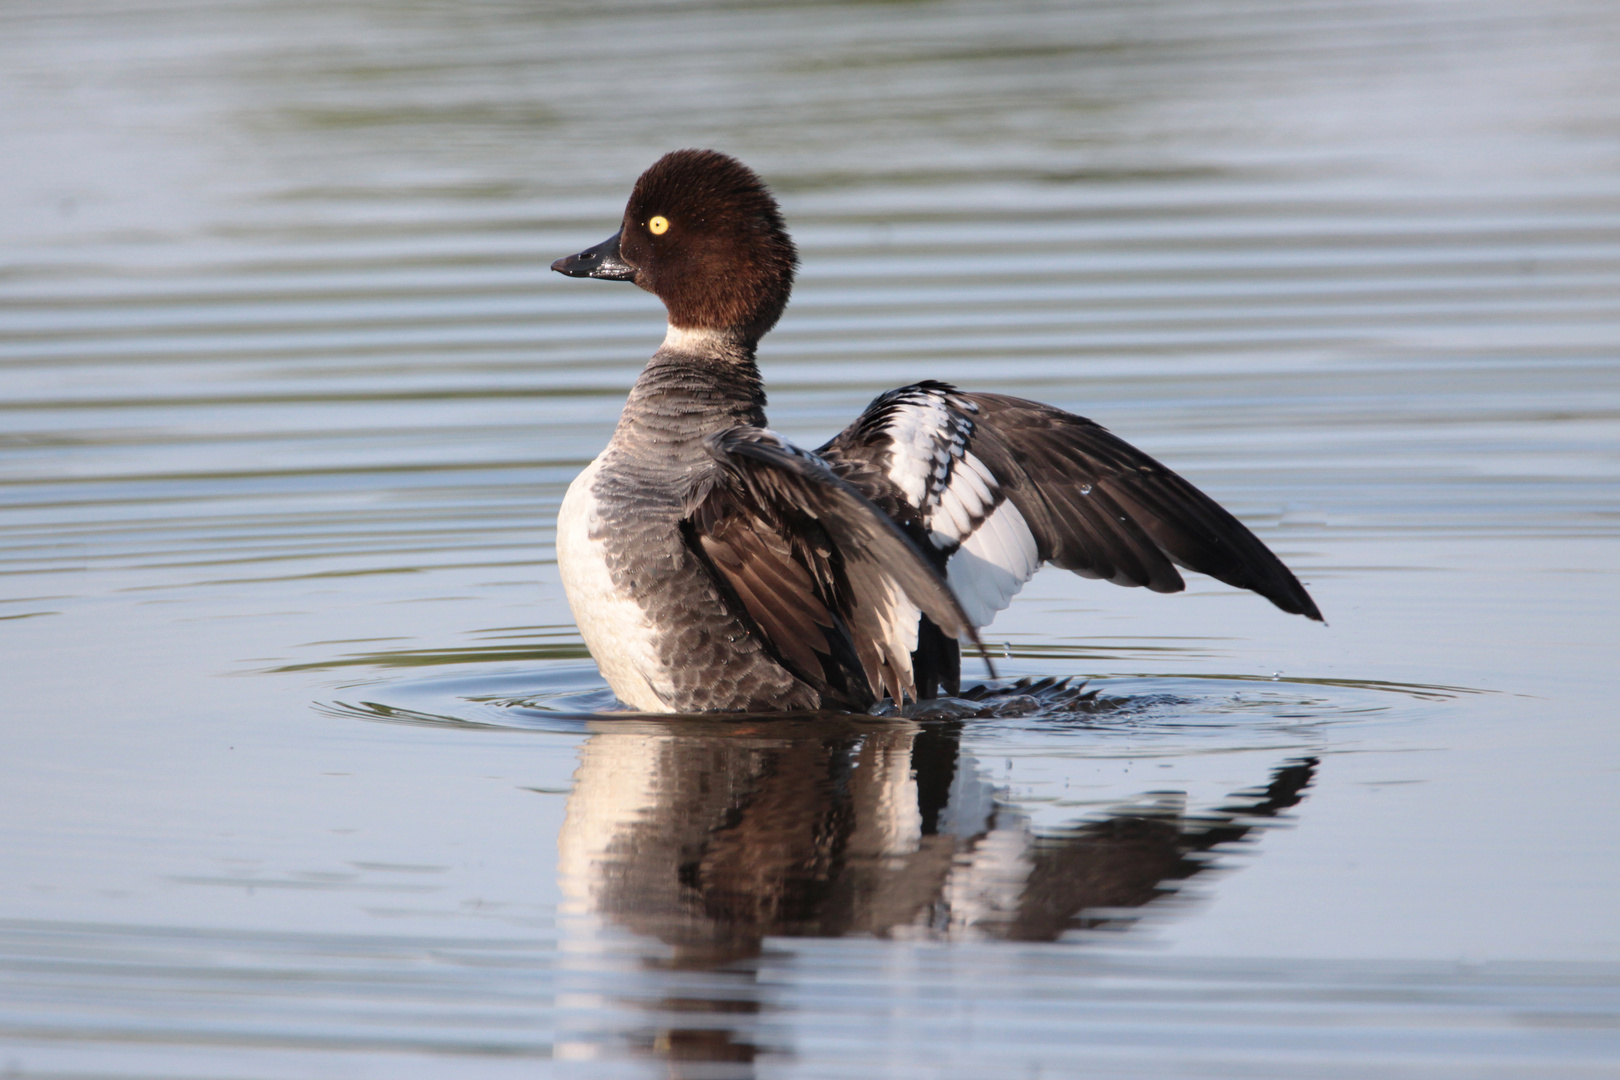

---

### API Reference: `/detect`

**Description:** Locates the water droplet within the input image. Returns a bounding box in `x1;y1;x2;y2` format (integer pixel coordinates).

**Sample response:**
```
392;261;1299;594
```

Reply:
1079;483;1092;495
1271;671;1282;681
1002;642;1011;658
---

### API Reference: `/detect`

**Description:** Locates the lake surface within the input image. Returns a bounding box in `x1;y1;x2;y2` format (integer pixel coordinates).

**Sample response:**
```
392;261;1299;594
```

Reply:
3;0;1619;1076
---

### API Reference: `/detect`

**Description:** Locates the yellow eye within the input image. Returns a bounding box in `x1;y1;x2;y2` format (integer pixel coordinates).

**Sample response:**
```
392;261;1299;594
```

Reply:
648;215;669;235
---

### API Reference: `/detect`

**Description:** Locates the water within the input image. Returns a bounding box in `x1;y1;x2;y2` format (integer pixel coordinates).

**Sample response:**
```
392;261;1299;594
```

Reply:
3;0;1619;1075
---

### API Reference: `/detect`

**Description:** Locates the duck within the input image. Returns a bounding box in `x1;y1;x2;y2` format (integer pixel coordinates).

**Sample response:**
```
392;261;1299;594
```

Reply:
551;149;1322;714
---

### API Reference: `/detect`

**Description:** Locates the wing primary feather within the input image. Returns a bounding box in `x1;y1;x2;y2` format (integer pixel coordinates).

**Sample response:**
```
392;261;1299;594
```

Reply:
962;392;1321;621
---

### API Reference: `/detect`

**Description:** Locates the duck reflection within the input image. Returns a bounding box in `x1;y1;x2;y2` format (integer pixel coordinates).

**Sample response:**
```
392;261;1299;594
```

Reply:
557;716;1316;1072
562;719;1315;948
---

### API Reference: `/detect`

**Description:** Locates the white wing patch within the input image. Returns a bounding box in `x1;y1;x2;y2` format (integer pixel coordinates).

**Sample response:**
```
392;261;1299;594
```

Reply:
927;450;999;546
947;498;1041;629
877;389;1044;633
882;394;959;508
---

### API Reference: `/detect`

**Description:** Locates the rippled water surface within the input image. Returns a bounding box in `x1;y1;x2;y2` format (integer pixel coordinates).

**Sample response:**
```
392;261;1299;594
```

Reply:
4;0;1619;1076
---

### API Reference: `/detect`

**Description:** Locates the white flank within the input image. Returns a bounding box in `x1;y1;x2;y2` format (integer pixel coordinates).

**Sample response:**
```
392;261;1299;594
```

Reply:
556;454;675;711
947;498;1041;629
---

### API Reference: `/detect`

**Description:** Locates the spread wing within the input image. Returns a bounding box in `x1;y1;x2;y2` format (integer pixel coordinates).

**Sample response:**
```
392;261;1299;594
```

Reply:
686;426;980;706
819;381;1322;630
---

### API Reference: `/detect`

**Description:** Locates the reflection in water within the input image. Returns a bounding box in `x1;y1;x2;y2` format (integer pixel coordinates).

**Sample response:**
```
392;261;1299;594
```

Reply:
558;718;1315;1071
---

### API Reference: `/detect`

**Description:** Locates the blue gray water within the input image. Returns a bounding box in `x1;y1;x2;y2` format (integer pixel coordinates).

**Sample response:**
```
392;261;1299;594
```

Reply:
3;0;1619;1076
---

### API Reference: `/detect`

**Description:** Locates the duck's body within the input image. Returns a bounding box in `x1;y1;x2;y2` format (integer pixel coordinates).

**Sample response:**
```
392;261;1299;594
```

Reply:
554;150;1321;714
556;327;821;712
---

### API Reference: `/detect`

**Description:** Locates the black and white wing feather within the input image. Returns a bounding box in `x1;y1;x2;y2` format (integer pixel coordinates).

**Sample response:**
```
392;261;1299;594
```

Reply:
819;381;1322;633
686;426;980;706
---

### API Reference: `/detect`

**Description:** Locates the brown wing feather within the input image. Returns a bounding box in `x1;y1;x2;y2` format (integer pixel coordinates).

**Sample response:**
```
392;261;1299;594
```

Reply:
686;486;867;708
704;538;832;678
964;392;1322;620
690;427;983;705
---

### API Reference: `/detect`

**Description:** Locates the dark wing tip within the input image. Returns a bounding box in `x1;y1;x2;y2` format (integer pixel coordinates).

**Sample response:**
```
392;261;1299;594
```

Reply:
962;392;1324;624
1283;582;1325;622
